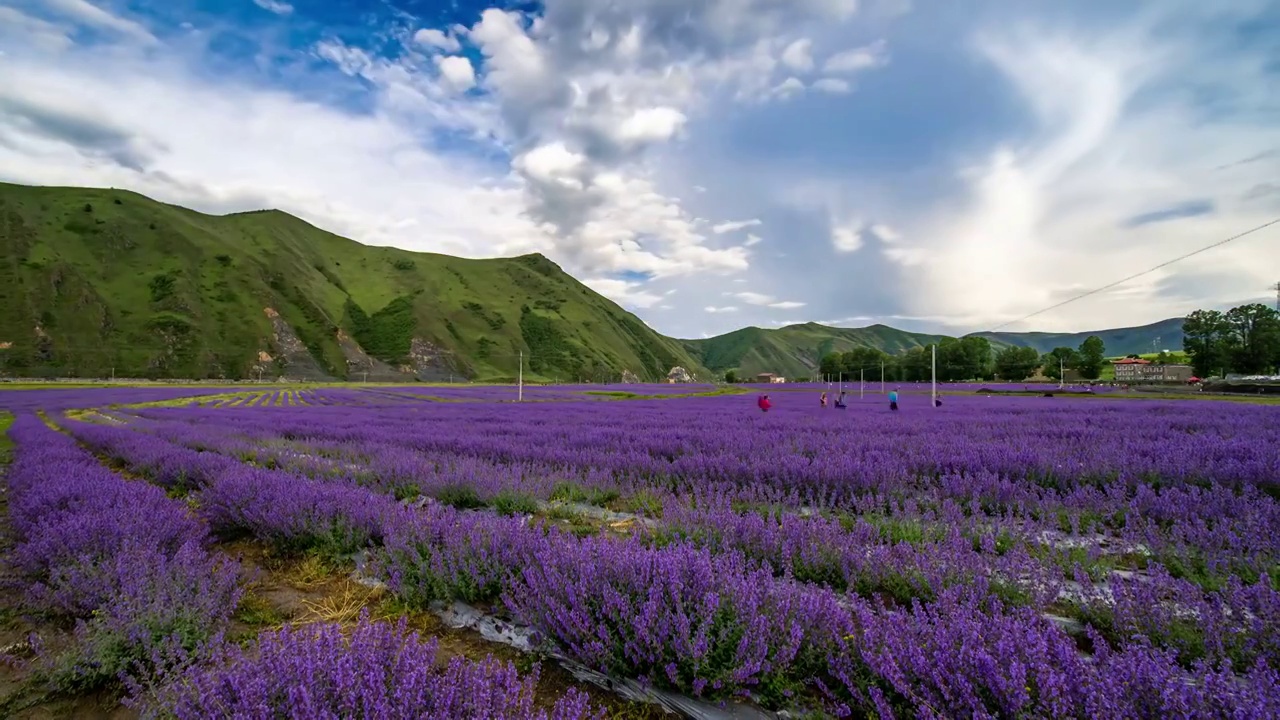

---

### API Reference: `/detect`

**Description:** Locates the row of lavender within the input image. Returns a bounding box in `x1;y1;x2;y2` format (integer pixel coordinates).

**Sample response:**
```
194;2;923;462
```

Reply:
1;415;600;718
61;403;1280;717
136;393;1280;591
94;399;1280;673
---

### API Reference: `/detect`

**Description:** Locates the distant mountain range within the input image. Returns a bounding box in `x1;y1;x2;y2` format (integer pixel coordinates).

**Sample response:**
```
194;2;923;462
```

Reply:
681;318;1186;378
0;181;1188;382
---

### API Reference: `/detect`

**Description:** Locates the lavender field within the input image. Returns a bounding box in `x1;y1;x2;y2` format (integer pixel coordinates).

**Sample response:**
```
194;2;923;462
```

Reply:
1;384;1278;718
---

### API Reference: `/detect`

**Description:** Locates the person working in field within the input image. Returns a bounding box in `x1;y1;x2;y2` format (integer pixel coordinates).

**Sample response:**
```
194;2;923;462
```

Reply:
889;388;899;411
820;391;828;408
758;394;772;412
834;391;847;409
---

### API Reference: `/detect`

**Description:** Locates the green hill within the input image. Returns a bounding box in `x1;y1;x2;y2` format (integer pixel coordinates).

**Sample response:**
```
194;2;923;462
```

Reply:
970;318;1185;357
685;318;1186;379
682;322;954;378
0;182;704;382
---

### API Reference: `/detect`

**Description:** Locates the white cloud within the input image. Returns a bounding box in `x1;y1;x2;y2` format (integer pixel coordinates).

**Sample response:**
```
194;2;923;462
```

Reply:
252;0;294;16
0;7;73;52
705;305;739;313
414;28;461;53
730;292;806;309
616;107;687;145
712;218;763;234
832;224;864;253
781;38;814;72
745;233;763;246
733;291;775;305
40;0;156;45
879;11;1280;331
0;24;546;262
812;78;852;94
824;40;888;74
581;278;665;308
434;55;476;93
869;223;900;242
772;77;806;98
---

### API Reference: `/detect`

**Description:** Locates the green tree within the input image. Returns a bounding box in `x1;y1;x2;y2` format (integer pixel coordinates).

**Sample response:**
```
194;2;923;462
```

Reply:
1183;310;1233;378
724;369;738;384
1039;347;1080;381
994;345;1040;381
936;336;993;381
818;352;843;378
898;346;930;382
839;347;889;380
1224;304;1280;375
1076;336;1106;380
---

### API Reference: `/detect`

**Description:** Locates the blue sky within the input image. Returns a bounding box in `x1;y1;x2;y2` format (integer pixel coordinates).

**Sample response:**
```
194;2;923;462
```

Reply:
1;0;1277;339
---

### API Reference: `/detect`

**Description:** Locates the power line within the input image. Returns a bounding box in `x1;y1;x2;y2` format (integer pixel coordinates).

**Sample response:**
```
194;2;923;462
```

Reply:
986;216;1280;333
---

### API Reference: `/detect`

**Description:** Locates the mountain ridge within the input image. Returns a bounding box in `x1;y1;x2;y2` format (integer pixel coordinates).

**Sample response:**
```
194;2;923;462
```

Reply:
681;318;1186;378
0;181;1187;381
0;182;704;382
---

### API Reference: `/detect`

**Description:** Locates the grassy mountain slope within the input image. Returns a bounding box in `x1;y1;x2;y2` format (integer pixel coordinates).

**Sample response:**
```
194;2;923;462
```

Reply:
971;318;1185;357
0;182;703;382
683;322;953;378
686;318;1186;378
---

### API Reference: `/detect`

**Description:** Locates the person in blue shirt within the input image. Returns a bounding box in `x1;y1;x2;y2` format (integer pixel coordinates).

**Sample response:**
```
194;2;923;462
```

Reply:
888;388;899;411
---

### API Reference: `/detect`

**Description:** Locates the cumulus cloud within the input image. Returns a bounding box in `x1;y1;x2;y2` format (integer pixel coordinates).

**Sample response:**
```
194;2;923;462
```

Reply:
435;55;476;93
0;15;544;260
414;27;461;53
781;38;815;71
705;306;739;313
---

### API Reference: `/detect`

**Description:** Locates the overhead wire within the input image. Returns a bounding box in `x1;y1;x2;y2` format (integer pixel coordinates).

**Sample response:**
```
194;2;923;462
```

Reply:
985;216;1280;333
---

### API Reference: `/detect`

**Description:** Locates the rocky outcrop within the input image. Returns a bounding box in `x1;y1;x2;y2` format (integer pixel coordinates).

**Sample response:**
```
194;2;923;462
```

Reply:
258;307;332;382
666;366;693;383
620;370;640;384
402;337;460;382
336;329;406;382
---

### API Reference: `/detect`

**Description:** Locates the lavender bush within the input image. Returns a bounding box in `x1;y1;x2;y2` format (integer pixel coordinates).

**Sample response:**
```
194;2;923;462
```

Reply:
16;387;1277;715
146;614;602;720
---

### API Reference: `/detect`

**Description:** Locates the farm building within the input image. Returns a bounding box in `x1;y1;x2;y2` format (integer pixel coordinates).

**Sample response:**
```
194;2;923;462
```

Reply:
755;373;786;384
1112;358;1194;383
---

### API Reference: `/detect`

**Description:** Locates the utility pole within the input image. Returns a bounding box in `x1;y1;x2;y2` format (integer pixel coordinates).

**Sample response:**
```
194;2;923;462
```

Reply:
1059;356;1065;390
931;344;937;408
362;371;368;383
518;350;523;402
860;368;864;399
1272;281;1280;312
880;361;884;394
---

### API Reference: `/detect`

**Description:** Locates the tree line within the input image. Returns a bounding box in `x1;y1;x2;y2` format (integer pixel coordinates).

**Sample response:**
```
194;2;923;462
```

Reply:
804;335;1109;384
1182;303;1280;378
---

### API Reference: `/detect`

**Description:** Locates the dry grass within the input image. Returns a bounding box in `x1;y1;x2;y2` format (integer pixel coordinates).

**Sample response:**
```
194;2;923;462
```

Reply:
292;581;386;627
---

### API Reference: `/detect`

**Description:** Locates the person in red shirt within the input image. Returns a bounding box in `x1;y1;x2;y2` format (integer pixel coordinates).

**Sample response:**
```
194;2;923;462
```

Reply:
758;394;772;412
